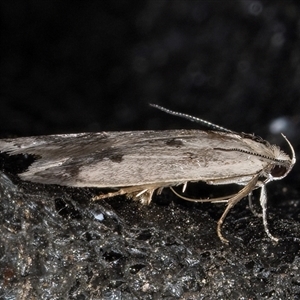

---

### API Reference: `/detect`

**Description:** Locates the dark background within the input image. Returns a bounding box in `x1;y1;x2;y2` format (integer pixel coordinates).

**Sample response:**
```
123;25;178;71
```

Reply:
1;1;300;299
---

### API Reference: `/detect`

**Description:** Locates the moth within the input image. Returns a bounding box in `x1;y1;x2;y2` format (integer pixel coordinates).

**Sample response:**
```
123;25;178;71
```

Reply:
0;105;295;243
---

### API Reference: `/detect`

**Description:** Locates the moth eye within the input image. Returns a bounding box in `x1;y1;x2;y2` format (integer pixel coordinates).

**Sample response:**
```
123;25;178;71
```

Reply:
271;165;288;177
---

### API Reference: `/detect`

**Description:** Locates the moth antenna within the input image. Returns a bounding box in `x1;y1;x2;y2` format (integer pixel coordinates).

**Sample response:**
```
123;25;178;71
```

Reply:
281;133;296;166
150;103;233;133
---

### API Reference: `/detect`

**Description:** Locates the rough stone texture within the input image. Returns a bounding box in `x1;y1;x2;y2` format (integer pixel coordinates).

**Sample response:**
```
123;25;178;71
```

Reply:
1;1;300;299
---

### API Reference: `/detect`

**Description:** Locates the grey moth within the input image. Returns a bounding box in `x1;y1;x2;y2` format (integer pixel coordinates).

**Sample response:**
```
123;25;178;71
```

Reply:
0;105;295;243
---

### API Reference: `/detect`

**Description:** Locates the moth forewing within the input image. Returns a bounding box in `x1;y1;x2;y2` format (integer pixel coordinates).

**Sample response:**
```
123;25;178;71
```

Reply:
0;106;295;243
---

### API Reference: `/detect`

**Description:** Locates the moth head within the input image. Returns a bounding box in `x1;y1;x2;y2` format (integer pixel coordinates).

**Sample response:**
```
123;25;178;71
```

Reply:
269;133;296;181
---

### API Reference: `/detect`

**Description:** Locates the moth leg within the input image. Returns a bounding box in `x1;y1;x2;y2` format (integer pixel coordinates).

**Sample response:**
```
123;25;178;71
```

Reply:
93;185;160;205
92;186;151;201
217;175;259;244
156;187;164;195
169;186;235;203
259;184;278;242
182;181;188;193
129;188;155;205
248;192;261;217
92;189;129;200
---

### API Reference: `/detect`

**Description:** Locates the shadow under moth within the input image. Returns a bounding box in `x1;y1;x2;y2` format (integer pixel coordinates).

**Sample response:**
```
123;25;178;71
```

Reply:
0;105;295;243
